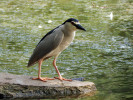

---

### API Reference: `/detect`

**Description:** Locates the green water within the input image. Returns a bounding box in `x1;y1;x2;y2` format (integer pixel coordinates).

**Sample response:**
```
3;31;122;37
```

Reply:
0;0;133;99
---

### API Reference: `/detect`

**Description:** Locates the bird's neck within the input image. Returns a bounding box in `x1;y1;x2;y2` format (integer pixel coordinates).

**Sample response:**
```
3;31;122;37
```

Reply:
61;25;76;36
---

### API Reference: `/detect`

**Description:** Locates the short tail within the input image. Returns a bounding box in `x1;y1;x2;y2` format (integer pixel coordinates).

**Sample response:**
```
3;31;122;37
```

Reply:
27;56;38;67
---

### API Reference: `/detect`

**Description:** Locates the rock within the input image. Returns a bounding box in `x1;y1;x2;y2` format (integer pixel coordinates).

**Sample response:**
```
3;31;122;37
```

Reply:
0;73;96;99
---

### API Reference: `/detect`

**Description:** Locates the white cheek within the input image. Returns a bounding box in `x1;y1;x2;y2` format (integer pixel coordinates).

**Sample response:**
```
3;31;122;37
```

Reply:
71;24;77;30
75;22;80;24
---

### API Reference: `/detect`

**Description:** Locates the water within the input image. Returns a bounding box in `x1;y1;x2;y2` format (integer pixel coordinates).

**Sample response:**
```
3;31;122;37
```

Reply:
0;0;133;99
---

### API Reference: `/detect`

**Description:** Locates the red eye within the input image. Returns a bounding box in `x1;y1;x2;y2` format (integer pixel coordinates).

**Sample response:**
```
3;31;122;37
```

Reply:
71;22;75;25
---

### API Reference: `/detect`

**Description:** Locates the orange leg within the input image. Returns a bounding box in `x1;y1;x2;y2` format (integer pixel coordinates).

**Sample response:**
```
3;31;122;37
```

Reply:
32;59;54;82
53;56;72;81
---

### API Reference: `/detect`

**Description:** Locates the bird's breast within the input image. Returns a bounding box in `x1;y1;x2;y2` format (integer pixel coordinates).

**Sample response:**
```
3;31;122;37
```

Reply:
59;31;75;50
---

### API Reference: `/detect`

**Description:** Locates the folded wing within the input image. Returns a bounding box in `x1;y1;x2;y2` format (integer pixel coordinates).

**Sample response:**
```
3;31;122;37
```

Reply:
28;29;64;67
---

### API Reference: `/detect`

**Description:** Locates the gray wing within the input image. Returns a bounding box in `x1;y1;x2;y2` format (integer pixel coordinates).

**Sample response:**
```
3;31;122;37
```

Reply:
28;29;64;67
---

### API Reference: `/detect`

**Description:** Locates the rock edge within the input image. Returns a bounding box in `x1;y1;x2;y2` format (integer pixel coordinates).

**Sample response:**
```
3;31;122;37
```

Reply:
0;73;96;99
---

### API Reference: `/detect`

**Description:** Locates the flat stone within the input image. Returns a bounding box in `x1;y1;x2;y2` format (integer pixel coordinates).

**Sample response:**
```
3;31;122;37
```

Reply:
0;73;96;99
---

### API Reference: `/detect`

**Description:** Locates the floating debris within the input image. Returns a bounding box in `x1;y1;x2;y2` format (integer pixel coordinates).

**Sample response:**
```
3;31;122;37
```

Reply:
38;25;42;28
106;12;113;20
72;77;84;81
48;20;52;23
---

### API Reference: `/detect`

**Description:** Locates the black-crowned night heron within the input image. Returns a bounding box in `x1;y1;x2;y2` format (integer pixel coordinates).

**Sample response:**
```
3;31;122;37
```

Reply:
27;18;86;82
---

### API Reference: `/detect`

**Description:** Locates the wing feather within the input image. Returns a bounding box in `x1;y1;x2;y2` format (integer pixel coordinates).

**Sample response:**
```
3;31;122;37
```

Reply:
28;28;64;67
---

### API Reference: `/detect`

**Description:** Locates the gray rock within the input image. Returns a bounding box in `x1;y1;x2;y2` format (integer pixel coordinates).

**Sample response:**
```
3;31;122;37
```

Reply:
0;73;96;99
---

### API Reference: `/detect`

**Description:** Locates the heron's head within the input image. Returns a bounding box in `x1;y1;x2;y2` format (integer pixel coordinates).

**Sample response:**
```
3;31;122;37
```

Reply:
63;18;86;31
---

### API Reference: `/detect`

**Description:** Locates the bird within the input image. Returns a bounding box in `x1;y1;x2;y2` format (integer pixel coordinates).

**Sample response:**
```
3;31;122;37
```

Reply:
27;18;86;82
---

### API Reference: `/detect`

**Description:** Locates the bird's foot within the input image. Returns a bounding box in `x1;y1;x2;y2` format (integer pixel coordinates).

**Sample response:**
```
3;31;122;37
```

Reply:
32;77;54;82
54;76;72;81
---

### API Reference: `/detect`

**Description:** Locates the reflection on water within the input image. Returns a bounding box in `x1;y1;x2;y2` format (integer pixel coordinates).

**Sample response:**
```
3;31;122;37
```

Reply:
0;0;133;100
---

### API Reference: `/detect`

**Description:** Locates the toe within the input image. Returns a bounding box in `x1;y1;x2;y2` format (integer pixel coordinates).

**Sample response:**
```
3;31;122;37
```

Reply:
63;78;72;81
54;77;72;81
32;77;54;82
